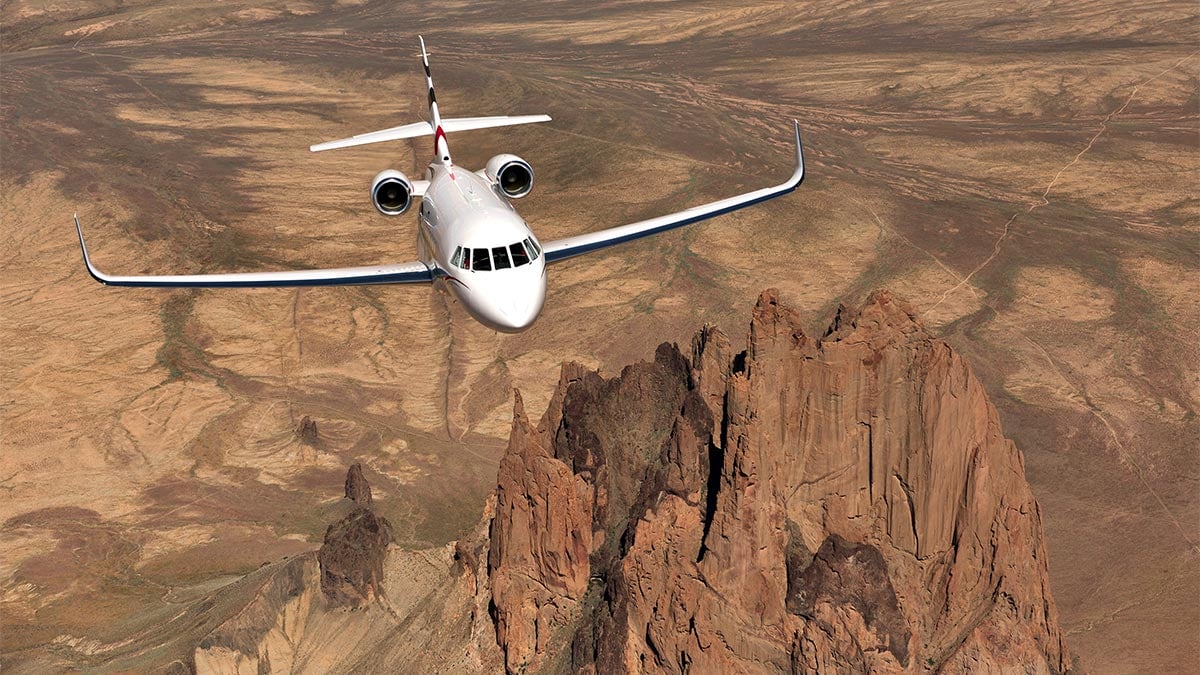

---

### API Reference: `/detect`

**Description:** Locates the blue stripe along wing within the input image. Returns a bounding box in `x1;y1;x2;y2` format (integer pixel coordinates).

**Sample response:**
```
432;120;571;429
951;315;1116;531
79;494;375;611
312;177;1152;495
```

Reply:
74;215;433;288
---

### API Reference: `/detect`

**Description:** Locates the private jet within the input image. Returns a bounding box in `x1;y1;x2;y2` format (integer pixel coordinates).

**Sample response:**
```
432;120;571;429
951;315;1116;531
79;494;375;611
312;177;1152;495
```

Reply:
75;37;805;332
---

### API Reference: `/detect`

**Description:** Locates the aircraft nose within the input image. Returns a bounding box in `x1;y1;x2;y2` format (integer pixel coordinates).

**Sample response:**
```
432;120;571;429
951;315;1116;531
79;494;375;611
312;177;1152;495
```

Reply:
462;262;546;332
495;295;540;332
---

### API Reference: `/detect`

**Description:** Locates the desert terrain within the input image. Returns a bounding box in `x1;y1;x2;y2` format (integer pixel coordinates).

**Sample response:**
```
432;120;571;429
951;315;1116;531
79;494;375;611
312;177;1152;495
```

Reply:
2;0;1197;671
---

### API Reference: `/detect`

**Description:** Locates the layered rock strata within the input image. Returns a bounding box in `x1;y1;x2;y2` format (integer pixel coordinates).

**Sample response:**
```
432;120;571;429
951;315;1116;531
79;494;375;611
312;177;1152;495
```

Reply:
487;289;1070;674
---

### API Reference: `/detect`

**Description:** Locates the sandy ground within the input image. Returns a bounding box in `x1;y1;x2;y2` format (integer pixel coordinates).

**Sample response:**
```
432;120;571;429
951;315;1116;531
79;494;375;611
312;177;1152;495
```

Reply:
2;1;1197;671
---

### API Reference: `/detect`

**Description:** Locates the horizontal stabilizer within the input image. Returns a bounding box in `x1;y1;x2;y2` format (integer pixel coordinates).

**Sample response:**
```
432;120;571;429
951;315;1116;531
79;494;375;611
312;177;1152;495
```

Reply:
310;114;551;153
441;115;551;133
310;121;434;152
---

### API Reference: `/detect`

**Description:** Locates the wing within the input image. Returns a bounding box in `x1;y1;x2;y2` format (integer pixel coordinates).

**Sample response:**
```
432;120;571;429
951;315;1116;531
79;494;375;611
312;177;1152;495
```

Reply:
541;121;805;264
74;215;432;287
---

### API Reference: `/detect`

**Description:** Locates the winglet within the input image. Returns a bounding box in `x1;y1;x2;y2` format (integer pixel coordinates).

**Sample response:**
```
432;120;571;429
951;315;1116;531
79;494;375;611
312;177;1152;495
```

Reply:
74;213;109;285
790;119;805;188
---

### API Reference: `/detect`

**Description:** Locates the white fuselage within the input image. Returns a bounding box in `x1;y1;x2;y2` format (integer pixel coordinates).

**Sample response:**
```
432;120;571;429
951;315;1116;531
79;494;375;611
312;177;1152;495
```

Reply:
417;162;546;332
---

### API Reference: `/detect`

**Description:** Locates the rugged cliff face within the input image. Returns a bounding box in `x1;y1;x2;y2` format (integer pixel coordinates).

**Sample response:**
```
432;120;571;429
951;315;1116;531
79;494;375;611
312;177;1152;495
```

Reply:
487;289;1070;673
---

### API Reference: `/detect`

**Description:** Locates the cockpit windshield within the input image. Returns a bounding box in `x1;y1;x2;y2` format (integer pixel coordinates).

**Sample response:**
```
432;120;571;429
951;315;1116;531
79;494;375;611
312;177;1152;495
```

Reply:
471;247;492;271
452;237;540;272
509;241;530;267
493;246;511;270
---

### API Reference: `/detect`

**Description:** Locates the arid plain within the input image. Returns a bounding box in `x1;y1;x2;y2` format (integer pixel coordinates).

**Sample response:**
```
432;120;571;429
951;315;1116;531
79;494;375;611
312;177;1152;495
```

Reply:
2;0;1197;671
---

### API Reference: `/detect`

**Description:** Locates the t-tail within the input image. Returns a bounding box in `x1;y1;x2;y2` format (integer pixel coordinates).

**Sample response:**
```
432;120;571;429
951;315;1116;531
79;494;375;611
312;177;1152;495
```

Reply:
420;35;449;165
309;37;551;158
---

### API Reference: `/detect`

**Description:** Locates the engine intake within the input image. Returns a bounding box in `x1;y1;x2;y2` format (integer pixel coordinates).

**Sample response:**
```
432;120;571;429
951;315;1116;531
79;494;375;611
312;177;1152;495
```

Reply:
370;169;413;216
485;154;534;199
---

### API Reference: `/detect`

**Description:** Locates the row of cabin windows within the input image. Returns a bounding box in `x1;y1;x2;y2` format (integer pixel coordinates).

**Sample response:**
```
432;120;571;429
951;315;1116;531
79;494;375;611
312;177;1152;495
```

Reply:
451;237;541;271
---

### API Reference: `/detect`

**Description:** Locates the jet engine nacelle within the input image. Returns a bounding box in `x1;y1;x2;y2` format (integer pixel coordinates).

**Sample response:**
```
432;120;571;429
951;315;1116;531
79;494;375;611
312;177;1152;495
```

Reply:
485;154;534;199
370;169;413;216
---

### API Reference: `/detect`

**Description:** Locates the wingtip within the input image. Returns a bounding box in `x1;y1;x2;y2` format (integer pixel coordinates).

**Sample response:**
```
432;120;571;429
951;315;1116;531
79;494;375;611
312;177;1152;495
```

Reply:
73;212;107;284
790;120;805;186
73;212;87;251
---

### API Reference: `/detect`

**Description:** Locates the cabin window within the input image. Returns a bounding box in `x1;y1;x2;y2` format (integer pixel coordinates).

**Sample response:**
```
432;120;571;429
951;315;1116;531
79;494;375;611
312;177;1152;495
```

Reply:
492;246;512;270
509;242;530;267
471;247;492;271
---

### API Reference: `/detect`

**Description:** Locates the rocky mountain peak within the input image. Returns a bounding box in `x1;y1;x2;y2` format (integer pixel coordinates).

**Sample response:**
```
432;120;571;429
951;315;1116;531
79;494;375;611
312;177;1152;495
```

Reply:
296;415;319;445
344;461;373;508
318;464;392;609
821;288;925;347
486;288;1070;673
751;286;808;340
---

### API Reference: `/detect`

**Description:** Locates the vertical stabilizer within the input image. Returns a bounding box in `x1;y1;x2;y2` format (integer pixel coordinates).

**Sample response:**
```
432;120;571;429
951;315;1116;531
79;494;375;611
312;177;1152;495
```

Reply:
419;36;451;166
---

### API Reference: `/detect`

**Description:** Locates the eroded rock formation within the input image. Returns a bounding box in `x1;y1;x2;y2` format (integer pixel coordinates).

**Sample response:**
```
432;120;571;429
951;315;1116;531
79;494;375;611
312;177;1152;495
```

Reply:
318;464;392;608
344;461;373;508
487;289;1070;673
296;415;319;445
488;390;595;672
